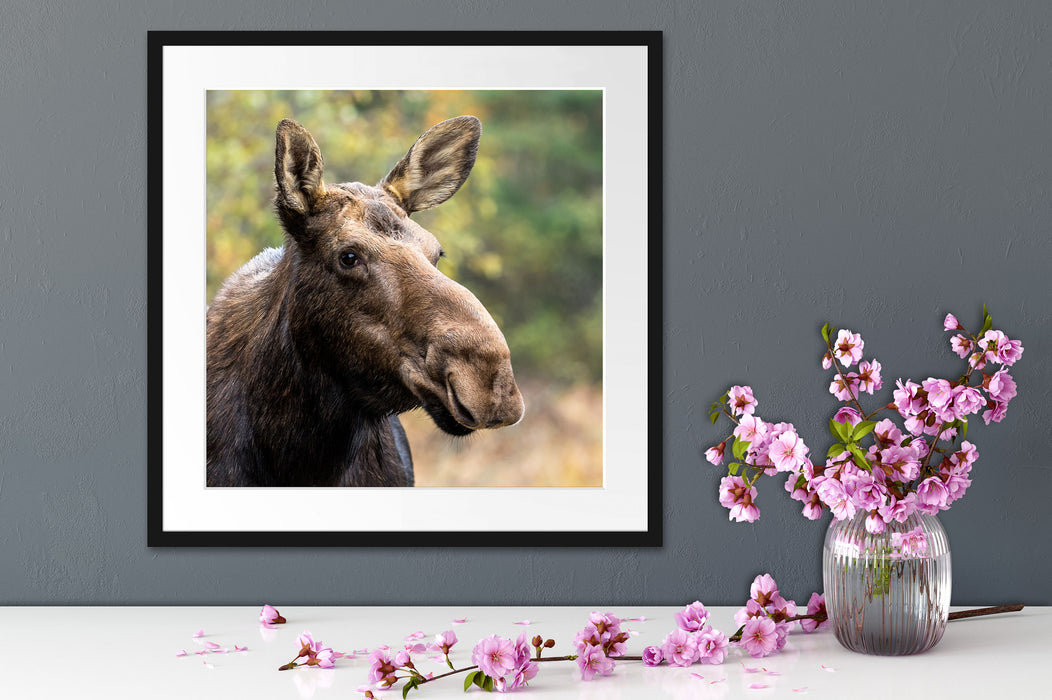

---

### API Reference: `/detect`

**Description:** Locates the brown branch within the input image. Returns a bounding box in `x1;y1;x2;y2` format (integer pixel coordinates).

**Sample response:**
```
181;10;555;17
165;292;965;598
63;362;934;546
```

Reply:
948;604;1024;621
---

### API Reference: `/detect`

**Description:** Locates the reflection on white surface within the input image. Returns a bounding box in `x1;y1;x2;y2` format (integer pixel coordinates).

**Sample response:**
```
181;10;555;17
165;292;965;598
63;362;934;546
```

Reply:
258;625;278;644
291;668;335;699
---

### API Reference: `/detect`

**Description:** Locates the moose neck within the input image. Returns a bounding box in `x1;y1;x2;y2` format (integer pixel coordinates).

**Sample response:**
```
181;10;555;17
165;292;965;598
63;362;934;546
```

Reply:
234;254;408;487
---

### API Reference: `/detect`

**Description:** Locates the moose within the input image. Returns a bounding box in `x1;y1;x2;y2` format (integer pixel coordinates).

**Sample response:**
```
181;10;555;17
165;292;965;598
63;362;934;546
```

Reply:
206;116;524;487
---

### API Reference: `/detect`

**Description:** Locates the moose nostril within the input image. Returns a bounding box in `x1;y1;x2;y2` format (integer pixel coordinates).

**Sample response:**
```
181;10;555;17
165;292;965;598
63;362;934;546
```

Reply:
446;380;477;427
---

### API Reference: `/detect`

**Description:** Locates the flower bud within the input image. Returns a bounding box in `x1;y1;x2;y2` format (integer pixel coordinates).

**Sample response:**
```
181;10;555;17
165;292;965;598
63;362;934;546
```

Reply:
543;639;556;648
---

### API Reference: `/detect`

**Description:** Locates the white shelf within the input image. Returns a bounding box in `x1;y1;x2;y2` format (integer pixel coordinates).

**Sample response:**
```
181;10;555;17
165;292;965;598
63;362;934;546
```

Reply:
0;605;1044;698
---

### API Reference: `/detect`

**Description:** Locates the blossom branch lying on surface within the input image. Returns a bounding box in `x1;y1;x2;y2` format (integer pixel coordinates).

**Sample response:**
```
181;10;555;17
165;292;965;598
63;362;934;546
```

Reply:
705;307;1023;538
355;576;826;696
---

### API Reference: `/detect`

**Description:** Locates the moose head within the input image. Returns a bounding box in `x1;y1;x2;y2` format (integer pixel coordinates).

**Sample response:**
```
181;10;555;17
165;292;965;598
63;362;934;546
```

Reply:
272;116;525;436
206;116;524;487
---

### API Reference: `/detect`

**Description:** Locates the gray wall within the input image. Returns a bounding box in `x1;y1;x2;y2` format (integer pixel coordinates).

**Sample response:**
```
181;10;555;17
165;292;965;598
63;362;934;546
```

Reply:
1;1;1049;606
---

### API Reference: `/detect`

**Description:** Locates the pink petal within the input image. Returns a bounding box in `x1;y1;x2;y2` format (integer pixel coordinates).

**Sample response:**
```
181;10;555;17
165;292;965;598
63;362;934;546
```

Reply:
513;620;531;625
627;616;647;621
211;649;229;654
205;641;221;649
763;669;781;676
690;673;705;680
405;631;425;641
202;661;214;669
425;672;434;679
821;664;835;672
175;650;188;657
749;683;769;689
741;663;761;674
793;688;809;693
452;618;468;624
192;628;204;638
195;651;207;656
376;645;390;651
261;621;276;629
234;645;249;652
710;678;726;685
353;648;370;655
332;651;349;660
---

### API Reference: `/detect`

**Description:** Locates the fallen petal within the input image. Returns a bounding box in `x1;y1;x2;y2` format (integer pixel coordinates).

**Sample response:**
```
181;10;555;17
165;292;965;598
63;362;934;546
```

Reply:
821;665;835;672
205;641;221;649
452;619;468;624
749;683;769;689
741;663;761;674
793;688;809;693
710;679;726;685
513;620;531;626
234;645;249;652
192;628;204;638
405;631;425;641
211;649;229;654
691;673;705;680
627;616;647;621
175;650;188;657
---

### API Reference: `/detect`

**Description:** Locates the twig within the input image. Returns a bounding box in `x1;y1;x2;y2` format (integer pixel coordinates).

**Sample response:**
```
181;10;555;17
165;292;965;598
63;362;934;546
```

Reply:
948;604;1024;621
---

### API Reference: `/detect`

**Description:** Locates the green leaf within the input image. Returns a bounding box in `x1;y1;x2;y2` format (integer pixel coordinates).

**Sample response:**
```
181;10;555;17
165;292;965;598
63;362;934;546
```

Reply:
829;418;850;443
403;678;419;699
482;675;494;692
848;444;872;470
728;462;740;476
709;411;720;425
827;443;846;459
980;304;993;335
901;436;914;447
852;420;877;440
821;323;831;343
465;671;480;692
795;474;807;490
961;418;969;440
732;438;750;460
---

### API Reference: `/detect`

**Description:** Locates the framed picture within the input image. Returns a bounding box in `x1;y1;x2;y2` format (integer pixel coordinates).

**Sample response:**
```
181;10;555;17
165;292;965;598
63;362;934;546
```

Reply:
147;31;662;546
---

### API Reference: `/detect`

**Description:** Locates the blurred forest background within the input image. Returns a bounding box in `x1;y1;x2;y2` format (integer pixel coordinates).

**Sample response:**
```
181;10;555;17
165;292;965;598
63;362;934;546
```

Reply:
205;90;603;486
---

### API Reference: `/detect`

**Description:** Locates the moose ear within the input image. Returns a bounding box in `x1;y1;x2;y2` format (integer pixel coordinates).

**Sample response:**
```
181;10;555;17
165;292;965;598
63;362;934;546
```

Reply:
380;116;481;214
274;119;325;216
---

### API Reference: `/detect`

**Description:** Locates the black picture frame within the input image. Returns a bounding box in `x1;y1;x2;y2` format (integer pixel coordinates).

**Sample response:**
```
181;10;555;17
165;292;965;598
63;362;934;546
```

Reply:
147;30;662;547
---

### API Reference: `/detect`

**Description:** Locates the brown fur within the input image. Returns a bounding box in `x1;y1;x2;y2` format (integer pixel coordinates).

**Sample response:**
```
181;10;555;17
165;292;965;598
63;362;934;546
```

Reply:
206;117;523;487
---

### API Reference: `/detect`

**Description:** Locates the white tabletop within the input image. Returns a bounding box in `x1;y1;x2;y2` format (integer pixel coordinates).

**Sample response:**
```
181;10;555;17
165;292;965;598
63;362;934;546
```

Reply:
0;605;1044;698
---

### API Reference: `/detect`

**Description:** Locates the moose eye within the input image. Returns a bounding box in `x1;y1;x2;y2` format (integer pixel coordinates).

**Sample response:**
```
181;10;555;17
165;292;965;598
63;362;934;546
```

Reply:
339;251;360;269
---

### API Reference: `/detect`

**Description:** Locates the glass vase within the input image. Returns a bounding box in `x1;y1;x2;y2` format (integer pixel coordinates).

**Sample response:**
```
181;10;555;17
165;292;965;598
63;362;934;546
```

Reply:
822;510;951;655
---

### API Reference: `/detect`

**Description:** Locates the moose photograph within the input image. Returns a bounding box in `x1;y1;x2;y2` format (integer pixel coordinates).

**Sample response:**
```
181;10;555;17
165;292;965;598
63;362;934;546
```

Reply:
204;90;604;488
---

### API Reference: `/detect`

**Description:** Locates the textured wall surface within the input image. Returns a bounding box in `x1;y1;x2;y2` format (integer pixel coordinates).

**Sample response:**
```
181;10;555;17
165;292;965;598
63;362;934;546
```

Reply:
1;1;1049;606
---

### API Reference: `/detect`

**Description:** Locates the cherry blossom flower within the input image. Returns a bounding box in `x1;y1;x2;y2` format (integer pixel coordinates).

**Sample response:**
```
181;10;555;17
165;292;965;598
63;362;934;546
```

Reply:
829;373;860;401
891;526;928;557
915;477;949;513
472;635;517;681
695;628;729;665
943;313;961;331
259;604;286;626
739;617;778;658
986;368;1017;402
800;593;829;633
430;630;458;656
950;334;973;359
367;649;397;686
576;644;614;680
832;406;862;427
750;574;779;607
642;646;663;666
728;385;758;416
833;329;864;366
660;629;698;667
856;359;882;394
719;475;760;523
704;441;727;465
768;430;808;472
674;601;710;632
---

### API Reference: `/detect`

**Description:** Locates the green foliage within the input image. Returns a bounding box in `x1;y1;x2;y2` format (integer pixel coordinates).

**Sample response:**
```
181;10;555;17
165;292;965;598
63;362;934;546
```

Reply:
206;89;603;385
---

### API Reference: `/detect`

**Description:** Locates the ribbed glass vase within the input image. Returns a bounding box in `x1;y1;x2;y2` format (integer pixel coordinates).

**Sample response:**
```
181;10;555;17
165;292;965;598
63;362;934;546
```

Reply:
822;510;951;655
